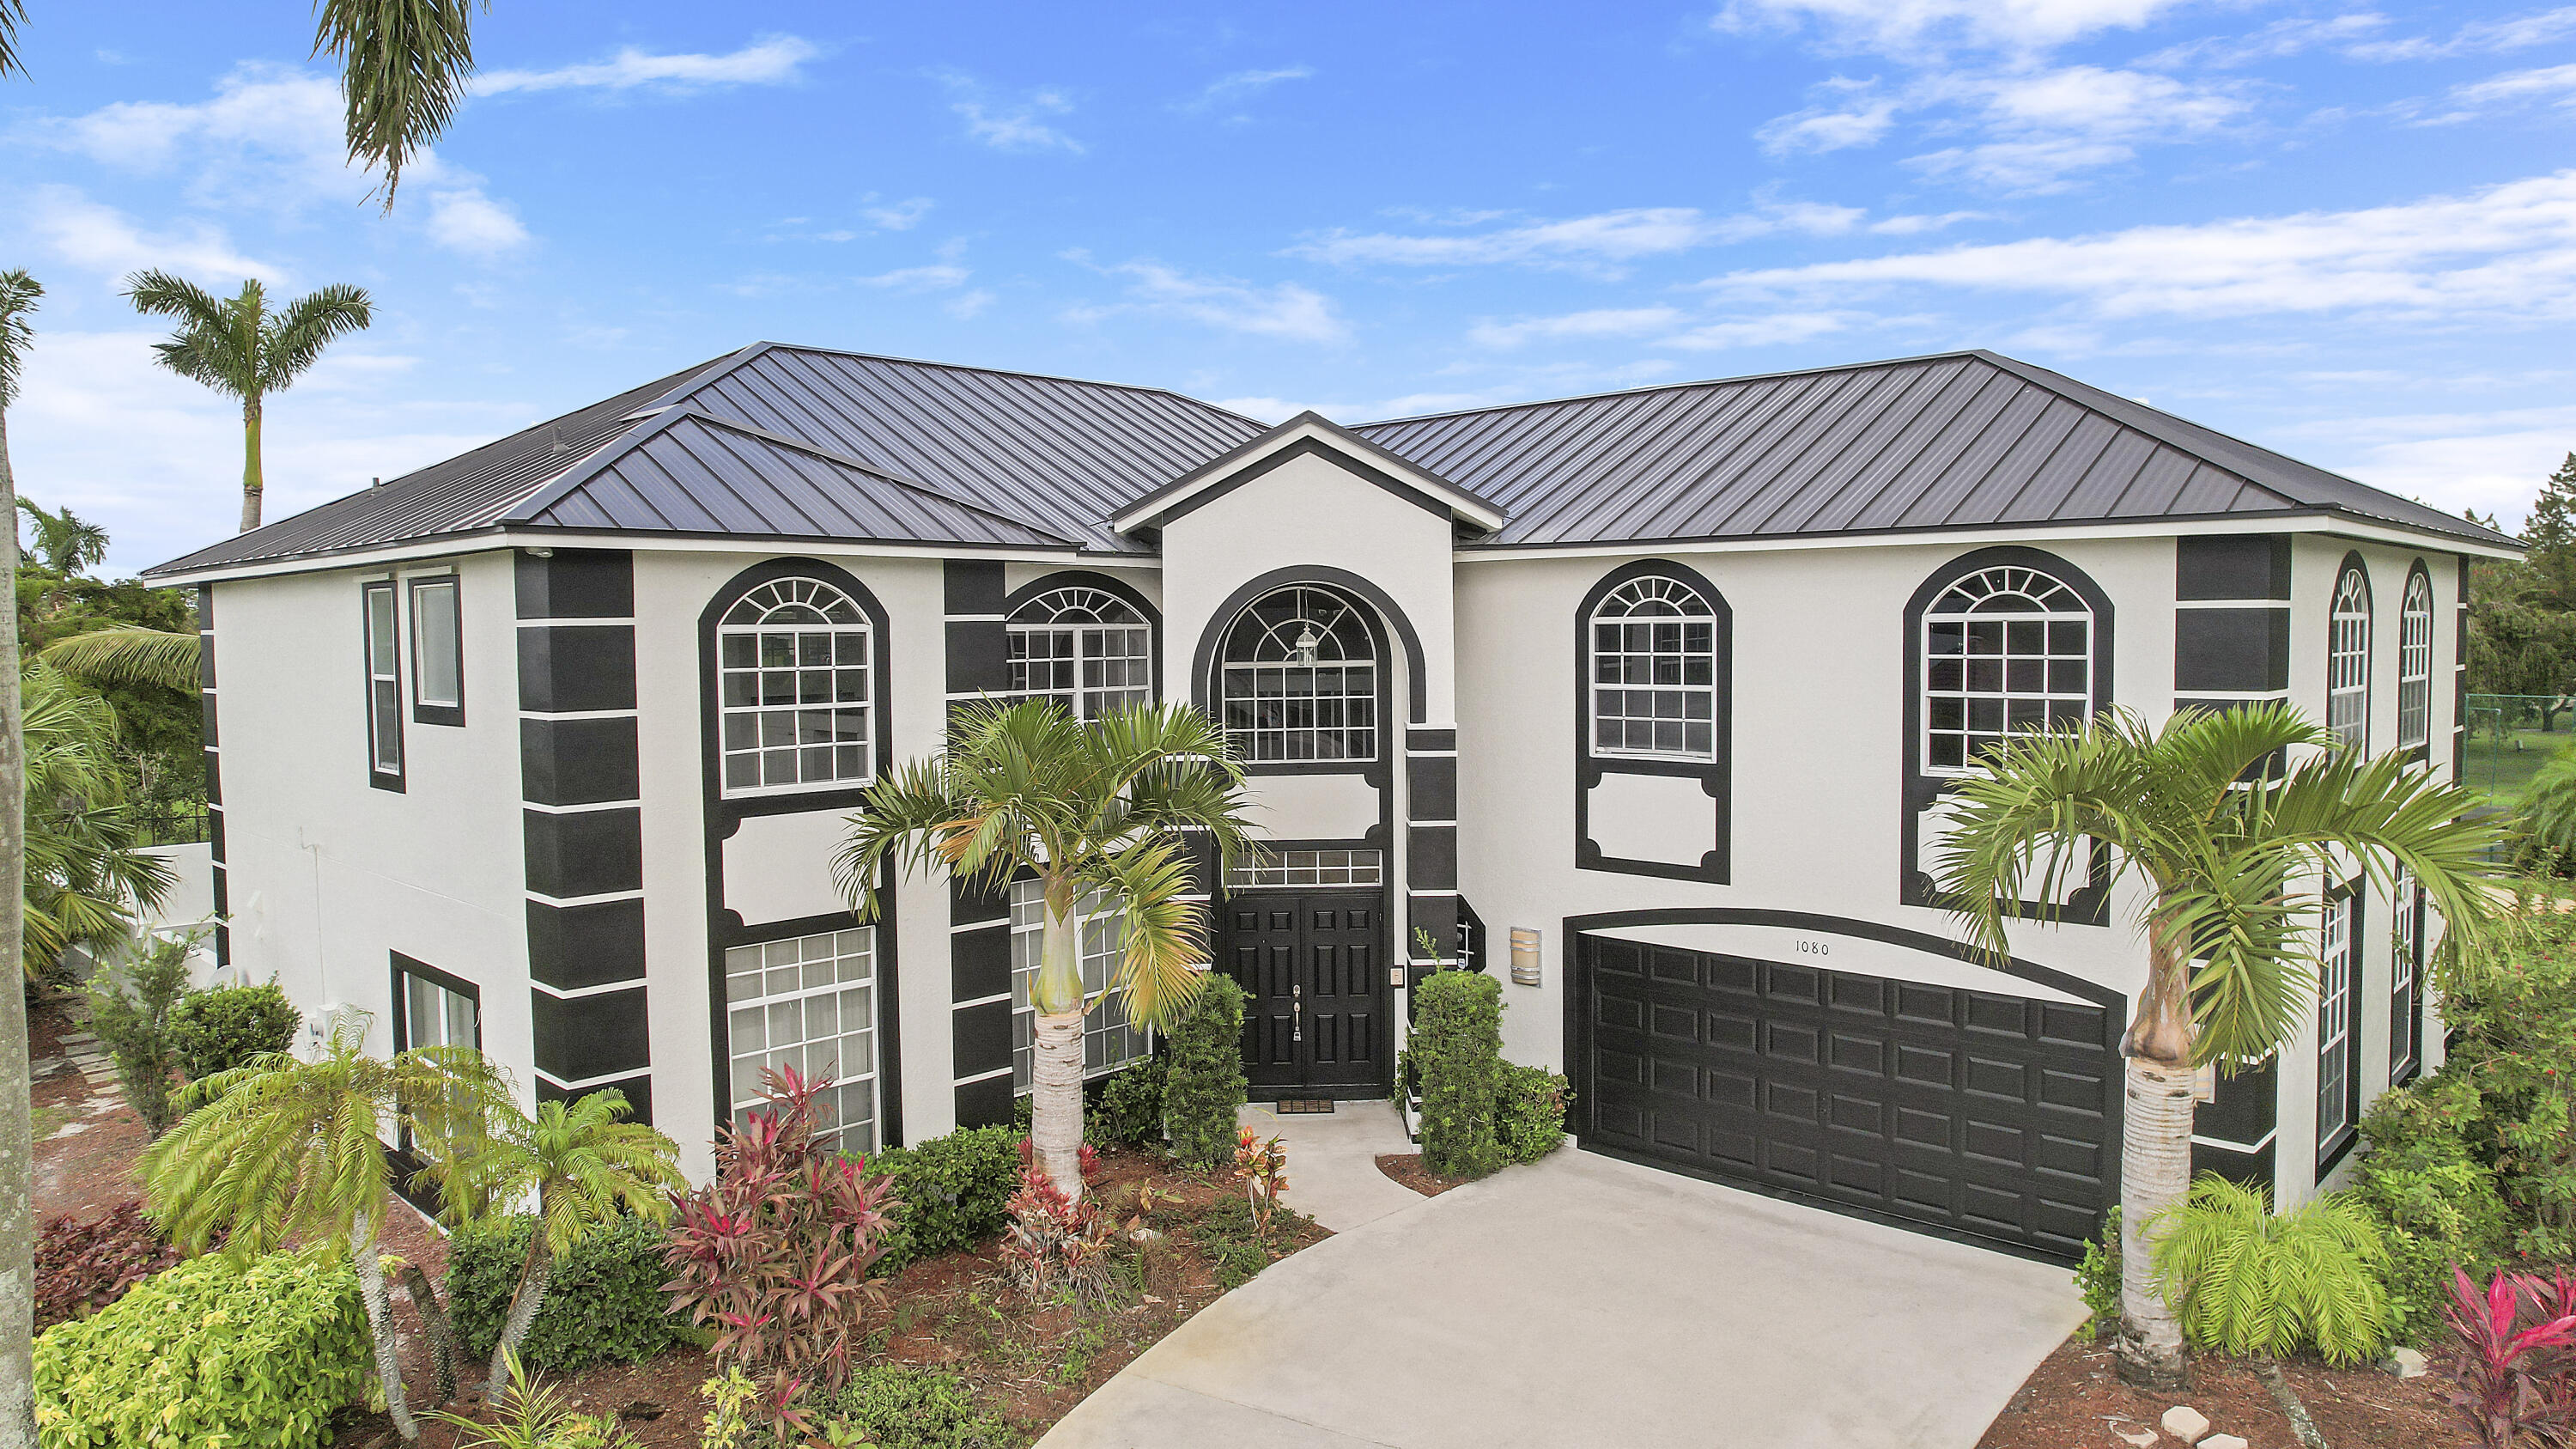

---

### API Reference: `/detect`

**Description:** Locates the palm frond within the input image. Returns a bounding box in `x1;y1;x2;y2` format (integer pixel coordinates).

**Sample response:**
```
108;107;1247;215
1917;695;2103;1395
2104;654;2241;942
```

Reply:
0;266;41;411
40;624;204;691
1084;834;1209;1030
314;0;486;207
261;283;375;389
0;0;27;82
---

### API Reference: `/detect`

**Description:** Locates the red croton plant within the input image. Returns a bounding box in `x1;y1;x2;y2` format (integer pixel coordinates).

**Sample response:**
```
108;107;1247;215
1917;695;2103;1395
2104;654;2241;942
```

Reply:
2444;1266;2576;1448
662;1065;900;1423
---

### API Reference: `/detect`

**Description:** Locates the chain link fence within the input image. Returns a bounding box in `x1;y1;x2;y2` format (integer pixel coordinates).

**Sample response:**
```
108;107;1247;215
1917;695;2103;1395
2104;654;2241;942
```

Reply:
2464;693;2573;806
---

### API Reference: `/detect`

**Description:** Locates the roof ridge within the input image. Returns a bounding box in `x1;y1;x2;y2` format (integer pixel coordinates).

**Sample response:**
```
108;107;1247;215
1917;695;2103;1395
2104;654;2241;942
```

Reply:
1350;350;1990;431
669;409;1083;545
666;340;1273;430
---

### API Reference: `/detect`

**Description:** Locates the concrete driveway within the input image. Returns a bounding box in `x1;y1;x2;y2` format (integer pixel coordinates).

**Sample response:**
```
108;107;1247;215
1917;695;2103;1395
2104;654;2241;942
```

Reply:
1042;1130;2084;1449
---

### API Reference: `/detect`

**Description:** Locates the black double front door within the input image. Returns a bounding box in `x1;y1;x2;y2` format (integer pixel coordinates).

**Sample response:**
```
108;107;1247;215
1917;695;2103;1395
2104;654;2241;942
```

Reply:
1224;892;1385;1096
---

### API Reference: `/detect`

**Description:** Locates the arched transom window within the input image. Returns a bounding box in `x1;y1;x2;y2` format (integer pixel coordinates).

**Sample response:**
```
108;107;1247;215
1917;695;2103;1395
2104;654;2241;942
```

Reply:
1009;586;1151;720
1218;586;1377;763
1923;564;2092;773
2328;563;2372;753
1590;575;1717;760
2397;568;2433;753
717;576;873;796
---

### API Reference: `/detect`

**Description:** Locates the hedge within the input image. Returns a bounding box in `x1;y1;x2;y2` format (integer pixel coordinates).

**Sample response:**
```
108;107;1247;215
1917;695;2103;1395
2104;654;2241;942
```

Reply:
34;1249;370;1449
1163;974;1248;1169
167;982;301;1081
1414;971;1506;1177
445;1215;681;1372
1495;1062;1572;1165
867;1125;1020;1275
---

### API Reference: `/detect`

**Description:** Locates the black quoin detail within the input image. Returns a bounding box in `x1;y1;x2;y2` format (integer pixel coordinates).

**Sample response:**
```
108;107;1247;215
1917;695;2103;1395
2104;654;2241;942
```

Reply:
533;985;651;1085
517;626;638;713
515;547;635;620
2176;534;2290;601
1574;558;1733;885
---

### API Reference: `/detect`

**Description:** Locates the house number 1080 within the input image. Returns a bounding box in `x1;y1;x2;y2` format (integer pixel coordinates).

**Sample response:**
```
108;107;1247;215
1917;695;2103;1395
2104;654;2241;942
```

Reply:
1795;939;1832;957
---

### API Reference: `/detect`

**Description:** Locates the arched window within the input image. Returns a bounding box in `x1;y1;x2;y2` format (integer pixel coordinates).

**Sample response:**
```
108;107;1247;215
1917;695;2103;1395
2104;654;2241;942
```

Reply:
716;576;873;795
1589;575;1718;760
1008;586;1151;720
2328;561;2372;753
1922;564;2093;773
2397;566;2433;754
1217;586;1377;763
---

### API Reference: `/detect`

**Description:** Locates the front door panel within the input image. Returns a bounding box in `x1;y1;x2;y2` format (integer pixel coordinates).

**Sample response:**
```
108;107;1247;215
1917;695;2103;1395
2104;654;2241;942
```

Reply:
1224;892;1384;1095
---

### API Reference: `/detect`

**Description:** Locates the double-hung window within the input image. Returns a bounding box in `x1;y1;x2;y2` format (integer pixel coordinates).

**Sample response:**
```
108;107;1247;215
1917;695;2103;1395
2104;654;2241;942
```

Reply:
2328;563;2372;753
410;575;464;726
2397;569;2433;756
1921;565;2093;773
2317;891;2360;1160
364;581;404;788
723;928;880;1152
1009;880;1148;1090
1008;588;1151;719
716;577;874;796
2391;872;2424;1085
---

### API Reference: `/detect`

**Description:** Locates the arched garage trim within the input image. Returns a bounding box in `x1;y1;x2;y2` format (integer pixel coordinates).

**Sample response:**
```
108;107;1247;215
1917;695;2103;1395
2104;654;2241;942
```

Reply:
1560;906;2125;1263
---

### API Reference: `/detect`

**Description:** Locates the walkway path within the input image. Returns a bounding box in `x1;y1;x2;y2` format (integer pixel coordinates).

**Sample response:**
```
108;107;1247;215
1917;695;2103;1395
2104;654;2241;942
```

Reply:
1044;1103;2083;1449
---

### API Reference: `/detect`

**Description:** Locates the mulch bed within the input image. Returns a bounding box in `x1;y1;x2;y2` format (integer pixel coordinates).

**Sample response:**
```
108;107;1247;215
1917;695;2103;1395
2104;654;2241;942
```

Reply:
1375;1152;1476;1197
1978;1332;2457;1449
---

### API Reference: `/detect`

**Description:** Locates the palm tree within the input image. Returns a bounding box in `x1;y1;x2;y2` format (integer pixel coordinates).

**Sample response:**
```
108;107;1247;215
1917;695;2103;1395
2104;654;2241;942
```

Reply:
1932;702;2509;1390
20;666;173;976
13;499;104;577
139;1015;511;1443
428;1091;683;1397
835;699;1256;1197
37;624;202;693
122;272;373;533
0;0;23;82
0;265;39;1449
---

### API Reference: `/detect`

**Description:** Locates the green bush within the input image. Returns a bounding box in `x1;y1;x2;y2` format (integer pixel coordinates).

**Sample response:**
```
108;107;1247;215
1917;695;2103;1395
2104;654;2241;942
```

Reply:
168;979;300;1081
1414;971;1505;1178
1495;1062;1571;1165
2351;1072;2516;1342
1163;974;1247;1170
809;1364;1015;1449
34;1247;370;1449
1090;1056;1168;1148
868;1125;1022;1274
82;936;191;1136
2149;1173;2392;1365
2075;1209;2121;1341
444;1215;680;1372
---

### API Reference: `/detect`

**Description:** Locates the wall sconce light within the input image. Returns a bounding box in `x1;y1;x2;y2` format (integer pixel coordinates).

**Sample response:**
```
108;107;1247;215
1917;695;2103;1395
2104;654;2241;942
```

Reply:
1292;626;1320;667
1510;928;1542;986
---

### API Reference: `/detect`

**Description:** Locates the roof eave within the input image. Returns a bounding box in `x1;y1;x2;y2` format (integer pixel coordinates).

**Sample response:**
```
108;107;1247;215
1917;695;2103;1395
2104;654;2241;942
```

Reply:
1110;411;1509;534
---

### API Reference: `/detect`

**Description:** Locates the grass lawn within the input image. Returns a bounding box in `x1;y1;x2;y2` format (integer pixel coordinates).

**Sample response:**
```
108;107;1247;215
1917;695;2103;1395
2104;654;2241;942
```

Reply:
2464;728;2571;805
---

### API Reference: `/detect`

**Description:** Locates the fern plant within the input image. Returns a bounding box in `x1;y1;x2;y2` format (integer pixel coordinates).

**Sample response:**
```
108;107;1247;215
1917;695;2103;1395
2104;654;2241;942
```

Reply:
2149;1173;2394;1365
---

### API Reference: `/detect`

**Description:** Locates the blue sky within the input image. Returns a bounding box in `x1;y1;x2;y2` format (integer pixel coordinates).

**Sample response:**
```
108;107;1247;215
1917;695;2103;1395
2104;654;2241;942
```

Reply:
3;1;2573;574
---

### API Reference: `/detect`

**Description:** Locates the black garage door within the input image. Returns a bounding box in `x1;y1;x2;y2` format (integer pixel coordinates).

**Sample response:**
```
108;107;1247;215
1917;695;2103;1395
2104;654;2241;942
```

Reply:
1574;933;2117;1258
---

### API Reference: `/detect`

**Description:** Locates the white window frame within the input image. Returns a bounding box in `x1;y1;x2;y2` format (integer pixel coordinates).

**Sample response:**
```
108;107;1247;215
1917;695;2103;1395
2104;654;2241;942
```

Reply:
2391;872;2422;1083
1224;848;1385;891
1589;575;1718;762
2317;892;2357;1149
1009;881;1150;1091
400;971;477;1051
364;580;404;782
2397;569;2433;753
724;928;881;1153
716;577;874;799
410;575;464;722
1218;586;1379;764
1921;565;2093;777
1007;587;1152;720
2328;564;2372;754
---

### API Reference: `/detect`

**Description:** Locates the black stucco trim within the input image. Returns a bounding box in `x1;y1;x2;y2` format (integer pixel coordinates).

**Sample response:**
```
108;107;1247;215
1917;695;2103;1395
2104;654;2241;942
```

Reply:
200;694;219;749
951;923;1011;1002
2174;607;2290;693
526;897;648;991
525;808;643;898
520;718;641;806
945;559;1008;697
1406;727;1455;752
1406;825;1458;890
1406;753;1457;823
953;998;1012;1081
514;547;635;620
517;625;638;714
532;984;651;1083
2176;534;2290;601
955;1073;1013;1130
2194;1053;2278;1148
1574;559;1733;885
1189;563;1431;727
2189;1137;2275;1193
1899;546;2113;923
536;1071;653;1125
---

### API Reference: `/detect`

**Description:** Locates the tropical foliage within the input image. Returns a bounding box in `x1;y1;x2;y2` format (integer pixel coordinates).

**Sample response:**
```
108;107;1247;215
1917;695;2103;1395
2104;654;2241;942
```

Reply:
78;933;192;1135
138;1016;511;1441
1414;969;1506;1178
1160;972;1248;1171
836;697;1255;1196
2442;1266;2576;1449
866;1124;1020;1275
1933;701;2508;1386
21;665;173;977
167;979;301;1080
31;1201;179;1332
2148;1174;2392;1365
447;1215;681;1375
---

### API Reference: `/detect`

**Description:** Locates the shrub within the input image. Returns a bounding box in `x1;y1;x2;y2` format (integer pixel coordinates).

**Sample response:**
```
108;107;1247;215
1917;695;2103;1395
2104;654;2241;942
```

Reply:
2074;1209;2120;1342
810;1364;1013;1449
2354;1075;2517;1342
2441;1266;2576;1448
168;979;300;1081
1414;971;1505;1178
663;1066;898;1406
81;935;191;1136
1163;975;1247;1170
999;1165;1117;1306
1495;1062;1571;1165
867;1125;1020;1275
445;1215;679;1372
33;1200;180;1331
428;1352;642;1449
2149;1173;2393;1365
1091;1056;1168;1148
33;1248;369;1449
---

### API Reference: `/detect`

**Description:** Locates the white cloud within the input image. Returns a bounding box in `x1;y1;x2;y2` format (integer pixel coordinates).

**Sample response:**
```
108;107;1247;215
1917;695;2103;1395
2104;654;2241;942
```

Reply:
2302;405;2576;528
857;265;970;291
2140;13;2390;69
2348;6;2576;62
945;289;997;320
934;72;1084;153
1758;86;1903;155
1715;0;2204;56
1287;201;1866;272
1181;66;1314;114
2454;62;2576;110
861;196;933;230
476;36;821;94
1468;307;1688;349
1704;169;2576;321
1664;311;1864;350
17;186;286;283
425;187;530;256
1063;259;1347;344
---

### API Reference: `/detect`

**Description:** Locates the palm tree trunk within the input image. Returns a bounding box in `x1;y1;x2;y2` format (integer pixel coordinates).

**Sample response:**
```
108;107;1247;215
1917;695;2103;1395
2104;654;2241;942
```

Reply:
238;398;264;533
0;405;36;1449
350;1209;416;1441
2116;915;2196;1391
1030;895;1088;1199
486;1237;553;1397
395;1261;455;1406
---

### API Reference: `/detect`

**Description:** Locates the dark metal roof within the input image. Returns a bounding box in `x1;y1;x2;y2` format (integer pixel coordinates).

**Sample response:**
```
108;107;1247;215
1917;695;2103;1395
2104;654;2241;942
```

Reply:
510;408;1073;548
145;344;2512;579
1352;350;2516;551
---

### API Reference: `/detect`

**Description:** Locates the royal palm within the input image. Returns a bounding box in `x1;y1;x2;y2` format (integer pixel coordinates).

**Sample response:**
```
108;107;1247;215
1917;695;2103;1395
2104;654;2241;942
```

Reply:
1933;702;2507;1389
139;1018;510;1443
123;271;373;533
837;698;1255;1196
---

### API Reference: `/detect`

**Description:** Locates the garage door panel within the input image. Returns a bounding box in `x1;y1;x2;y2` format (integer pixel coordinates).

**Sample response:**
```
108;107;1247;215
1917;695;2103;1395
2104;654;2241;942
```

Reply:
1579;933;2113;1259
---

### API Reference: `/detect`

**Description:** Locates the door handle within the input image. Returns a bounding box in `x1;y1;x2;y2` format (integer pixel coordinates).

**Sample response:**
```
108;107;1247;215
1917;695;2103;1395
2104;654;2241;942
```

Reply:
1291;983;1303;1042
